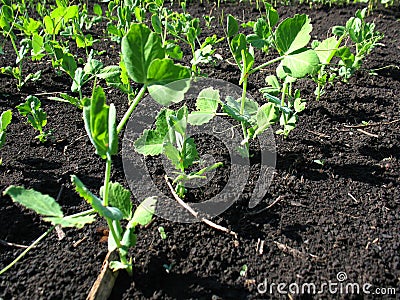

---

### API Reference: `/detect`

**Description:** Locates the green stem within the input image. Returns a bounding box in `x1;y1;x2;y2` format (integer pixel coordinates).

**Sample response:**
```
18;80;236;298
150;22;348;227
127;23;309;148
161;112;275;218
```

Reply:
117;84;147;134
119;251;132;276
103;153;112;207
106;219;121;248
249;56;285;75
240;78;249;152
281;82;287;106
0;226;56;275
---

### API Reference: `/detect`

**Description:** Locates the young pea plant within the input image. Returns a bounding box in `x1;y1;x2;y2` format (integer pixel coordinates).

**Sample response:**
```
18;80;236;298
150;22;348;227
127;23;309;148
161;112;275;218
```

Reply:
16;96;52;143
0;110;12;165
312;7;383;100
0;5;41;89
49;50;120;109
1;170;156;276
134;103;222;198
151;6;222;75
76;85;157;274
260;75;307;136
226;9;320;154
116;22;191;131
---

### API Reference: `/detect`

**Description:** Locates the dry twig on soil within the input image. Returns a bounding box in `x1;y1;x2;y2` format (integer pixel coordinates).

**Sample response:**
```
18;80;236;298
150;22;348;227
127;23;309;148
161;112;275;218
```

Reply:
165;175;238;239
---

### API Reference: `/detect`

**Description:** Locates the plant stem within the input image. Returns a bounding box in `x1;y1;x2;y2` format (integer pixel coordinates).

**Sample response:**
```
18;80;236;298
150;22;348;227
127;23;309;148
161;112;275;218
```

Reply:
117;84;147;134
0;226;56;275
240;78;249;152
103;153;112;207
281;82;287;106
249;56;285;75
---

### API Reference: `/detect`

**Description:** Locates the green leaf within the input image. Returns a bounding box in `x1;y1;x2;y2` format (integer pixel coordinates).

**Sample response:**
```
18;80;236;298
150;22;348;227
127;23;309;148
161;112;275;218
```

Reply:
195;87;220;112
279;49;320;78
222;96;258;125
83;86;117;159
44;215;96;228
182;138;198;169
93;4;102;16
134;109;169;155
109;260;130;271
84;58;104;76
163;142;181;170
227;15;239;38
71;67;85;93
0;110;12;131
61;53;77;79
165;42;183;60
131;196;157;227
230;34;247;69
264;2;279;28
71;175;123;221
147;77;190;106
101;182;132;220
294;98;306;113
121;23;164;83
275;14;312;55
97;65;121;80
315;37;338;65
255;103;279;136
147;58;191;86
193;162;223;176
31;33;43;56
151;14;162;34
187;111;215;125
121;227;137;251
4;186;63;218
43;16;54;35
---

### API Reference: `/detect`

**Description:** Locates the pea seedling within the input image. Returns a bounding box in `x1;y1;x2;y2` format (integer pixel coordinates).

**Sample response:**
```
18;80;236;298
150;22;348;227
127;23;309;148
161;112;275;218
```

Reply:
16;96;52;142
135;104;222;198
0;110;12;164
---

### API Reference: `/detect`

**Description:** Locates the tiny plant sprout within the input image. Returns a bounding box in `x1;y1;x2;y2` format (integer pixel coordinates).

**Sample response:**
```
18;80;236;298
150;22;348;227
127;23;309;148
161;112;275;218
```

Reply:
313;159;326;167
158;226;167;240
240;264;248;277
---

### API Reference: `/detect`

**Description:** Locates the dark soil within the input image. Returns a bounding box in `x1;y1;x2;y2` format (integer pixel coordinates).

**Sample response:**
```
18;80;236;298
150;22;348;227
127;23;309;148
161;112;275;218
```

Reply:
1;2;399;299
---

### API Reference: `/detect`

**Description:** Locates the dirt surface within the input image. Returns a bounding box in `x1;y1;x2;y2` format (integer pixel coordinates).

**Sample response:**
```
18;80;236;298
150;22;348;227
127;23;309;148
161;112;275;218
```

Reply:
0;2;399;299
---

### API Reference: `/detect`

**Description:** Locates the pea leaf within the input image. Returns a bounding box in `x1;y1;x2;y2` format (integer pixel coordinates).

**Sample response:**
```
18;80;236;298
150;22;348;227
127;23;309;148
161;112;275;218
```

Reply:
100;182;132;220
164;142;181;170
279;49;320;78
275;14;312;55
227;15;239;38
255;102;279;136
0;109;12;131
83;86;118;159
134;109;169;155
222;96;258;125
4;186;63;218
44;215;95;228
121;23;164;83
182;138;198;169
130;197;157;227
147;78;191;106
71;175;123;221
146;59;191;105
315;37;338;65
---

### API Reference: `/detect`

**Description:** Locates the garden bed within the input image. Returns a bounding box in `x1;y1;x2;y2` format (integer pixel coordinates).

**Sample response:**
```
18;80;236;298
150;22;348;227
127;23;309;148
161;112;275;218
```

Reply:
0;1;399;299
